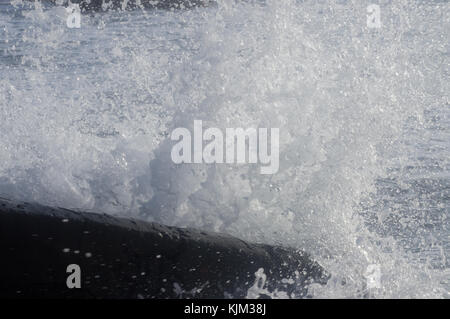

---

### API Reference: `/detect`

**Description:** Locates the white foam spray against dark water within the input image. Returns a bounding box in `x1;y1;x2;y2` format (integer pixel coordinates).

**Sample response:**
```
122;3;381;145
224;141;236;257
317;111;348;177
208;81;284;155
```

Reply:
0;0;448;297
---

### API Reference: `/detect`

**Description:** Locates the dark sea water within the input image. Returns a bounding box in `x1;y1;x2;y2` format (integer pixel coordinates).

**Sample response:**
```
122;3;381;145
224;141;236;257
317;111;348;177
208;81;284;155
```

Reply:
0;0;448;297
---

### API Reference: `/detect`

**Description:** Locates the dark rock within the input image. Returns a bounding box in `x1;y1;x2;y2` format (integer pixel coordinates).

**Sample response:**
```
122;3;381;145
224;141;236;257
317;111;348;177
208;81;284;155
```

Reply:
0;197;329;298
43;0;214;12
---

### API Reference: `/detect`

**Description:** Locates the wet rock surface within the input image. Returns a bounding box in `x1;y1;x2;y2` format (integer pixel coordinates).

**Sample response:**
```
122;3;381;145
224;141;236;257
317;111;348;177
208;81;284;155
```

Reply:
43;0;214;12
0;197;329;298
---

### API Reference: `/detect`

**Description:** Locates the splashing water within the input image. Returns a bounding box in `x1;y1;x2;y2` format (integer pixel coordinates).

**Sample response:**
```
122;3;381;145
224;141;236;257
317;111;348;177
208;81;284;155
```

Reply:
0;0;448;298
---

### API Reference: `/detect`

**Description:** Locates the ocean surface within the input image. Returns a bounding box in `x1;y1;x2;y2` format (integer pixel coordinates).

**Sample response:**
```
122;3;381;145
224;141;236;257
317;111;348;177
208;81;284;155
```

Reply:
0;0;448;298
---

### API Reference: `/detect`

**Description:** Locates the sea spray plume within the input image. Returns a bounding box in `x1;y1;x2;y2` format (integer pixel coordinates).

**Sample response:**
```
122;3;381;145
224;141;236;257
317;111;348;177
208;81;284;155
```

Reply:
170;120;279;174
0;0;448;297
140;0;448;297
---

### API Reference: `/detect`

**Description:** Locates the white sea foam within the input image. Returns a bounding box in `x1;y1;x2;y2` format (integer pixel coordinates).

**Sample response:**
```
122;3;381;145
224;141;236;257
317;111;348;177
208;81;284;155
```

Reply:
0;0;448;297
